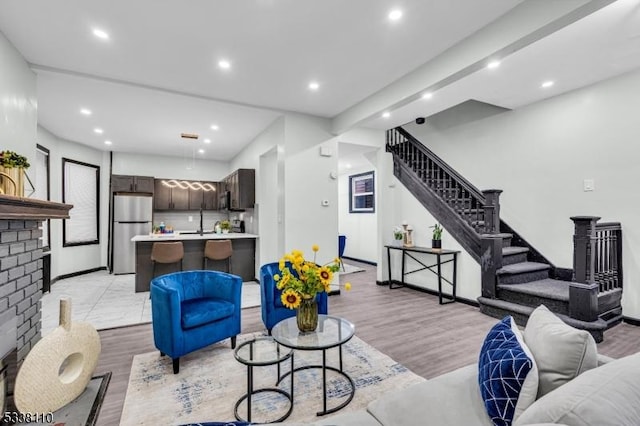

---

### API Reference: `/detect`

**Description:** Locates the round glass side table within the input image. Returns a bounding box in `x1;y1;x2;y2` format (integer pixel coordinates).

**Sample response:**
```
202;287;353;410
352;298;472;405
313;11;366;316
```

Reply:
233;336;294;423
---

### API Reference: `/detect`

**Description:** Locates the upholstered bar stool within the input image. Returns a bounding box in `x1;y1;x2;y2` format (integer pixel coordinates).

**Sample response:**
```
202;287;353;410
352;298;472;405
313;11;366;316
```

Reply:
151;242;184;278
204;239;233;273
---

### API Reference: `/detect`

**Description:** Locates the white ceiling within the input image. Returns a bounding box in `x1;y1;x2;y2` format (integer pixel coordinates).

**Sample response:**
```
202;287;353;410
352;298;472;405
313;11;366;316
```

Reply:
0;1;638;163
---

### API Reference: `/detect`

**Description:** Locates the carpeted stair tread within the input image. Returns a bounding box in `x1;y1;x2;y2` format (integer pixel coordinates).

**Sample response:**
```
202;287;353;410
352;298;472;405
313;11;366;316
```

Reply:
477;297;608;331
502;246;529;256
498;279;569;301
497;262;551;275
480;232;513;239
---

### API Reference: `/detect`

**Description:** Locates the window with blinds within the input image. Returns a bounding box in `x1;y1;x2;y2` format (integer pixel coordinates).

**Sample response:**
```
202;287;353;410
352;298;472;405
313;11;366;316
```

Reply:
349;171;375;213
62;158;100;246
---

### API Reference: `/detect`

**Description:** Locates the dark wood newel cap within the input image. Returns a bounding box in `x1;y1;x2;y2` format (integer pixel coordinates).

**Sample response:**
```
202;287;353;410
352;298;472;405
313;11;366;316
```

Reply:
0;194;72;220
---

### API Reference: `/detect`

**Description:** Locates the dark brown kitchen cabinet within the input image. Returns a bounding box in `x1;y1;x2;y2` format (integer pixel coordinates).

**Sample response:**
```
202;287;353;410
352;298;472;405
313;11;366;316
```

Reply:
154;179;188;210
155;179;218;211
188;182;219;210
226;169;255;210
111;175;154;193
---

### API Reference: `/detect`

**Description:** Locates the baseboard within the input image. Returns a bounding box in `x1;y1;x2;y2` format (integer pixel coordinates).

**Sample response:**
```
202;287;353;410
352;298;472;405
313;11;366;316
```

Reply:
623;316;640;327
52;266;108;284
342;256;377;266
376;280;479;307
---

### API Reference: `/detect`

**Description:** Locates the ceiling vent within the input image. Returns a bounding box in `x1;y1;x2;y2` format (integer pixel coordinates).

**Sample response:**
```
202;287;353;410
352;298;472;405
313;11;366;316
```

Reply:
181;133;199;140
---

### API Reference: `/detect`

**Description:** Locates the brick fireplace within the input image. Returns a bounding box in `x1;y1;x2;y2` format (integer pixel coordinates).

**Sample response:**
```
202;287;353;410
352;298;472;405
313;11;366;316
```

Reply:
0;195;71;411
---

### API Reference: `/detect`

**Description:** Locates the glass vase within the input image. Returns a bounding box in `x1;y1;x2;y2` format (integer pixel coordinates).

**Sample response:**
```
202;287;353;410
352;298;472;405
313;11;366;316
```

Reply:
296;297;318;333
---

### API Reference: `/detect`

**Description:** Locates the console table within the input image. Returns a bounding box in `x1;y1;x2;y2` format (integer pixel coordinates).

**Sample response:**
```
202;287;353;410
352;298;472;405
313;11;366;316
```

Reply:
385;244;459;304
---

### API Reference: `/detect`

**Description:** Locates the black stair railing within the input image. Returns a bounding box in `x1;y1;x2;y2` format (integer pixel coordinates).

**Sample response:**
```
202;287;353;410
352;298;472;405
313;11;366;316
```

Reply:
569;216;623;322
386;127;501;234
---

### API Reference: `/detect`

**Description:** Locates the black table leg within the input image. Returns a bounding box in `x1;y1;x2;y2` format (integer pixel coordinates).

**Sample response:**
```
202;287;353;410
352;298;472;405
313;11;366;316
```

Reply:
401;250;406;286
387;246;392;289
437;253;442;305
453;253;458;302
247;365;253;422
322;349;327;414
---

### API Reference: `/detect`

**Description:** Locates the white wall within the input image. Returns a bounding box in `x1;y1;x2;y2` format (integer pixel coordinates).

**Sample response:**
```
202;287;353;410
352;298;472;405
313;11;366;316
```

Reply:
338;165;377;262
230;114;338;275
37;126;110;278
402;68;640;319
0;32;37;169
112;152;228;181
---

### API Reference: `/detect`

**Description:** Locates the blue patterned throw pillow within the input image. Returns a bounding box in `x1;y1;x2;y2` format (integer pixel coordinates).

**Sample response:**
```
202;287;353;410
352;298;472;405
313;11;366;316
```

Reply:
478;316;538;426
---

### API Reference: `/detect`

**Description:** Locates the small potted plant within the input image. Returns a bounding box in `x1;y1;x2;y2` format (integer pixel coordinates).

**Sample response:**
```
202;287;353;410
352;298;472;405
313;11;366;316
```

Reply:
393;226;404;246
220;220;232;234
431;223;443;249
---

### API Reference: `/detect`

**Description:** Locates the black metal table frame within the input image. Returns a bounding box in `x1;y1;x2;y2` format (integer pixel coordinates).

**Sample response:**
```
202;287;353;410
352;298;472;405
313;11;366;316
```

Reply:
234;337;294;423
276;338;355;416
386;245;458;304
272;316;356;417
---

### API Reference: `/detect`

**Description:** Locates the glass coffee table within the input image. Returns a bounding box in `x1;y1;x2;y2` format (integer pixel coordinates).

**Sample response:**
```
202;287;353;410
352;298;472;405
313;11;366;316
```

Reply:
234;337;294;423
271;315;356;416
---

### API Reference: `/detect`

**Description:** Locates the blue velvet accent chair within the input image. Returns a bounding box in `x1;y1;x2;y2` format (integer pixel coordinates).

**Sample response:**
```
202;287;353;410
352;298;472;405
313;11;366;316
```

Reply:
151;270;242;374
259;262;328;334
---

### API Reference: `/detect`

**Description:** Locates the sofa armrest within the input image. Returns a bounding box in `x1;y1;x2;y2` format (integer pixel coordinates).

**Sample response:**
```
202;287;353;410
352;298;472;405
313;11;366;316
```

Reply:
597;353;615;366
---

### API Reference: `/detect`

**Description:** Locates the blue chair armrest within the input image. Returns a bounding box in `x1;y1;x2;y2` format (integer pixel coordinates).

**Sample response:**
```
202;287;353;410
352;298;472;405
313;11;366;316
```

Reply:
151;280;185;356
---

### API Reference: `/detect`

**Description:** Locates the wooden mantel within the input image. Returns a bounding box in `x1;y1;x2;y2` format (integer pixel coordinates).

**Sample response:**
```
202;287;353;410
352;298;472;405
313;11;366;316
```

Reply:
0;194;72;220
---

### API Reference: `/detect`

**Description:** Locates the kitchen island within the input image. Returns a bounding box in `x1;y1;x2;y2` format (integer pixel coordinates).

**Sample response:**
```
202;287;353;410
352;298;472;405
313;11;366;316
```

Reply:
132;232;258;292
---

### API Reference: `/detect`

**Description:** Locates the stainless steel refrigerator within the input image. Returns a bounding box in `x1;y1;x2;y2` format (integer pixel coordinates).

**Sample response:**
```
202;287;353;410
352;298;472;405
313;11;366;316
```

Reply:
113;194;153;274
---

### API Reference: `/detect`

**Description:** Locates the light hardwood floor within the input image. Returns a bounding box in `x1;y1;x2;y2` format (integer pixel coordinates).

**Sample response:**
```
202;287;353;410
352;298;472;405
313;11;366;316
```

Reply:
94;260;640;425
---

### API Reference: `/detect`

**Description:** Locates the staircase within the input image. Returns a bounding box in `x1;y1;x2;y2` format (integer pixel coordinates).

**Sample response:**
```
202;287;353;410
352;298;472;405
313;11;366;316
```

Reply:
386;127;623;342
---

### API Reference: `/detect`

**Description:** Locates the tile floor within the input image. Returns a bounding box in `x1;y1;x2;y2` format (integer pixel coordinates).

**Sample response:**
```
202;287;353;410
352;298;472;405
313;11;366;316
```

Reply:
41;271;262;335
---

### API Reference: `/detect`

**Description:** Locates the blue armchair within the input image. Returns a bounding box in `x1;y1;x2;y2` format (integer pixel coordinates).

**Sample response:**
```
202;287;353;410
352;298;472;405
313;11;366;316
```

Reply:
260;262;328;334
151;270;242;374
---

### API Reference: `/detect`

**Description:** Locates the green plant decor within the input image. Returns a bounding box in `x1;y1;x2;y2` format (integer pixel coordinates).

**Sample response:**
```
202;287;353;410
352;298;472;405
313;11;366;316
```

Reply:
431;223;443;240
220;220;232;230
0;151;30;169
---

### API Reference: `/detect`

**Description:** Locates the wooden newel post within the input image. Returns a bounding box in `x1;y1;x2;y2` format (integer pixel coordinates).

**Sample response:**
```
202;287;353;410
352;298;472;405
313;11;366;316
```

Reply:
482;190;502;234
569;216;600;322
481;236;503;298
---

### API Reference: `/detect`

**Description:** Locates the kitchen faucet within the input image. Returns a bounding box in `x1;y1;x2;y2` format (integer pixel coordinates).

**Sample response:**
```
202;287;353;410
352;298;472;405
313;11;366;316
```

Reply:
198;207;204;235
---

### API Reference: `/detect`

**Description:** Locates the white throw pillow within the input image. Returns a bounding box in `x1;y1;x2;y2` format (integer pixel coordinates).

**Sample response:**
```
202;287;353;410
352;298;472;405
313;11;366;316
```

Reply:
523;305;597;397
514;352;640;426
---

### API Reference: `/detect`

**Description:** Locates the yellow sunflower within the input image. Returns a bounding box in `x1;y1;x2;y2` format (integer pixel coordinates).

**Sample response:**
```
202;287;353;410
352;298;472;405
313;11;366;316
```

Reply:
318;266;333;285
281;289;301;309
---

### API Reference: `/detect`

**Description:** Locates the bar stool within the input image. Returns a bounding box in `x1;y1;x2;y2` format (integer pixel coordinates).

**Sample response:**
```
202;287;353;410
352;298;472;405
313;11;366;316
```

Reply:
204;240;233;273
151;242;184;278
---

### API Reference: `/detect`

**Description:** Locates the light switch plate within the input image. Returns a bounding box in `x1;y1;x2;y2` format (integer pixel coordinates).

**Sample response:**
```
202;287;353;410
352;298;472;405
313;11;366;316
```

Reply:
583;179;595;192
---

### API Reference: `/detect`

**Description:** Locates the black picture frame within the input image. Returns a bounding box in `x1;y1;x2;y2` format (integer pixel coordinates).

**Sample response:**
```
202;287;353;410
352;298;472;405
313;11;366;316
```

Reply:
349;171;375;213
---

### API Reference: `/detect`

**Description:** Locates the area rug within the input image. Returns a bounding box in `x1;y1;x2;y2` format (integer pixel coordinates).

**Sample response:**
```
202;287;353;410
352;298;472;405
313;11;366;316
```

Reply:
120;334;425;425
341;263;366;275
16;372;111;426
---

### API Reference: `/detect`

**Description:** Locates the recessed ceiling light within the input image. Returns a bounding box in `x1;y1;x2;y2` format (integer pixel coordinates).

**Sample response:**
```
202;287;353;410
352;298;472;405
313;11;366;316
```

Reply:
94;128;104;134
422;92;433;100
211;124;219;131
308;81;320;91
92;28;109;40
487;60;501;69
382;111;391;119
80;108;92;116
104;140;112;145
204;138;211;144
218;59;231;70
198;149;205;154
388;10;403;21
541;80;555;88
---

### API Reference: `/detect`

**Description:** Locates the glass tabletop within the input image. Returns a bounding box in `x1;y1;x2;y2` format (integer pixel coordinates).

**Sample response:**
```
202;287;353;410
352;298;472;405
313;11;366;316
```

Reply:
271;315;355;350
234;337;293;366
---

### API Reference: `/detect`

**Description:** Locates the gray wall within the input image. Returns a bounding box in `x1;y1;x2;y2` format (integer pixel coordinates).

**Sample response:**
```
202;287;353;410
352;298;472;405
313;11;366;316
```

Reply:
403;68;640;319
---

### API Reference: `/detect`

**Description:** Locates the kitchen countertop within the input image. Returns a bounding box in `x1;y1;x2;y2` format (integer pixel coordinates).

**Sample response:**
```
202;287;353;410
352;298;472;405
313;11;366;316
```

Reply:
131;232;259;242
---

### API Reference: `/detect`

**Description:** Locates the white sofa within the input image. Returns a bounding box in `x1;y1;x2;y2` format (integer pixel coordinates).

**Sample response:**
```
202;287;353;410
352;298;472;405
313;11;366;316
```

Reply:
282;305;640;426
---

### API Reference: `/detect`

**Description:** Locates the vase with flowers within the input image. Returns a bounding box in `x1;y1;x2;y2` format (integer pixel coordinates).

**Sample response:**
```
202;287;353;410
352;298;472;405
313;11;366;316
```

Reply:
274;245;352;332
0;150;30;196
